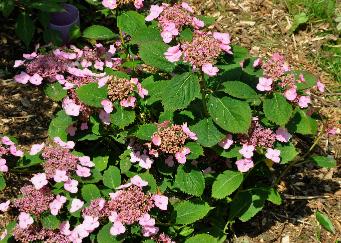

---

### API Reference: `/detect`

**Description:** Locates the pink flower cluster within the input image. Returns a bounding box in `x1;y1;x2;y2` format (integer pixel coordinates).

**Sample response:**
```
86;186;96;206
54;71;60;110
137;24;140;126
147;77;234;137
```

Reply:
0;136;23;172
255;53;324;109
146;2;204;43
29;137;94;194
164;31;232;76
102;0;144;10
218;118;294;173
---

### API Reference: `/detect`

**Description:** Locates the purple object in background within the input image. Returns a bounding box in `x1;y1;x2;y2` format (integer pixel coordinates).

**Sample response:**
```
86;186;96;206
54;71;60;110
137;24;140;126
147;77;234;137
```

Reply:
49;4;80;43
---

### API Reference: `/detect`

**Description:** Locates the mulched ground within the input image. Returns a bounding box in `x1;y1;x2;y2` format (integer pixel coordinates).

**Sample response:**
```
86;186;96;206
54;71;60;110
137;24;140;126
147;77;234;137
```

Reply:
0;0;340;242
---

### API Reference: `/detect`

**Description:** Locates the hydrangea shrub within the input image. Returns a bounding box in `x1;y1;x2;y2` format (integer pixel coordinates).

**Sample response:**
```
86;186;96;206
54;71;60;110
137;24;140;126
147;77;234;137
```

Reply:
1;1;338;242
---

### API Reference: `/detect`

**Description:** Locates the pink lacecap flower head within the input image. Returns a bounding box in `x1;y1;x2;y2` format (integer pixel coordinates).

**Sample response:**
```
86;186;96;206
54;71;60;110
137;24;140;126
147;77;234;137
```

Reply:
120;96;136;108
153;195;168;210
30;173;48;190
80;122;89;130
76;165;91;177
60;221;71;236
165;155;175;167
142;225;159;237
0;200;10;212
284;87;297;101
102;0;117;9
164;44;182;63
108;45;116;55
68;125;77;136
29;142;45;155
53;169;69;183
145;5;164;21
265;148;281;163
99;110;111;125
139;214;155;227
110;221;126;236
175;147;191;164
236;159;254;172
29;73;43;85
64;179;79;193
1;136;14;146
9;145;23;157
62;97;81;116
316;80;325;93
161;31;174;44
18;212;34;229
23;52;37;60
101;99;113;114
14;60;24;68
257;77;273;91
253;58;262;68
0;159;8;172
138;154;153;169
70;198;84;213
213;32;231;45
98;76;110;88
181;123;198;140
14;71;30;84
78;156;95;167
202;63;219;76
131;175;148;187
219;134;233;150
275;127;292;142
134;0;144;9
137;83;148;98
151;134;162;146
239;144;255;159
181;2;194;12
192;17;204;29
298;96;311;108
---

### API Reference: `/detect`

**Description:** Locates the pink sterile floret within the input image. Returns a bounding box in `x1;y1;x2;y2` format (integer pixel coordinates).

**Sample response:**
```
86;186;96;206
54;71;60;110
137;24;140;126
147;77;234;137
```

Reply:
257;77;273;91
275;127;292;143
219;134;233;150
202;63;219;76
265;148;281;163
164;44;182;62
153;195;168;210
236;159;254;172
239;144;255;159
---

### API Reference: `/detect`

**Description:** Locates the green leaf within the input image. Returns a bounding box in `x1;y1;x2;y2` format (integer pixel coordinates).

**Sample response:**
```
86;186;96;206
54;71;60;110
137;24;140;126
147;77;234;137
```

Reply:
81;184;101;202
139;172;157;193
31;2;64;12
162;72;200;111
290;13;309;33
190;118;225;147
211;170;243;199
290;71;317;90
288;109;318;135
143;79;169;105
311;156;336;168
229;190;267;222
117;11;146;37
221;81;259;100
174;201;212;225
103;166;121;189
275;143;298;164
0;174;6;191
41;215;60;229
78;134;100;141
48;110;73;140
139;41;176;72
97;223;120;243
15;154;43;168
185;234;217;243
130;25;162;44
69;25;81;41
263;93;293;126
175;166;205;196
0;0;15;18
316;211;335;234
15;13;35;47
179;28;193;42
1;221;16;242
267;188;282;205
44;83;67;101
76;83;107;108
198;15;216;26
83;25;115;40
111;106;135;129
231;45;249;62
135;124;157;140
186;142;204;160
93;156;109;171
208;95;252;133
